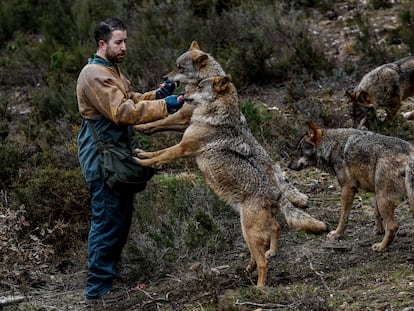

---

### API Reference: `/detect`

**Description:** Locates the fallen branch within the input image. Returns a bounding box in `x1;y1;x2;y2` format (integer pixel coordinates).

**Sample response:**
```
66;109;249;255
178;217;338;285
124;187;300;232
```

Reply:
0;295;25;307
235;299;298;309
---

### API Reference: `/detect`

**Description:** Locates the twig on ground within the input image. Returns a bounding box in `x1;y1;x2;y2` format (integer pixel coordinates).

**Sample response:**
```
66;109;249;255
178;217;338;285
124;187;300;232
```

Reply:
304;253;330;292
235;299;298;309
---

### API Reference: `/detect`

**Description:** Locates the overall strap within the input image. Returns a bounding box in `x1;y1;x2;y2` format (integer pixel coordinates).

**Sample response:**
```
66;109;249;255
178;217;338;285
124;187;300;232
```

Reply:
86;119;105;153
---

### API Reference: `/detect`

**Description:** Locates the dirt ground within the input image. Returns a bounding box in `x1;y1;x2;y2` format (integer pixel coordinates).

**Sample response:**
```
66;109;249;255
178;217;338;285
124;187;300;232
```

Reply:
1;1;414;310
3;163;413;310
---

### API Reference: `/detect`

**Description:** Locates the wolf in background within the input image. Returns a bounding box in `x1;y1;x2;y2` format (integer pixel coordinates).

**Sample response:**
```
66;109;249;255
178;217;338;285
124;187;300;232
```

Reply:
135;76;327;287
134;41;309;209
346;56;414;129
289;121;414;251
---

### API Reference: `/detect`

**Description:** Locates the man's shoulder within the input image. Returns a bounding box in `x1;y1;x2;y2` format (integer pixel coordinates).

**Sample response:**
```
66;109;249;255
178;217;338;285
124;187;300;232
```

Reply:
78;63;114;80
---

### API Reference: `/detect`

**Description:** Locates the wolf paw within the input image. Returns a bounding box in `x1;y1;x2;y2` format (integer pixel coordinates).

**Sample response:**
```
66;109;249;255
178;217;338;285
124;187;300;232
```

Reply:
371;243;387;252
327;230;342;239
245;260;257;273
265;249;277;258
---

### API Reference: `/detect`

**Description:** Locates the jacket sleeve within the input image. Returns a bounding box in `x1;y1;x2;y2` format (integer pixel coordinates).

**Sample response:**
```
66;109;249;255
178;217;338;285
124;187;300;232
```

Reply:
77;65;168;125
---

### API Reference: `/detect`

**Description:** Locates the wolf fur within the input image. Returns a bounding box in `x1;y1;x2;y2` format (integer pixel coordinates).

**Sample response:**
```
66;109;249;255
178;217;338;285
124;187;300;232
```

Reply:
134;41;309;209
288;121;414;251
346;56;414;129
135;76;327;287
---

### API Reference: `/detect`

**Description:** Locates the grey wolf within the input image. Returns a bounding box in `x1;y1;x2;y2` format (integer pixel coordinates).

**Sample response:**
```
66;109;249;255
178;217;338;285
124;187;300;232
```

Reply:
135;76;327;287
134;41;309;209
288;121;414;251
346;56;414;129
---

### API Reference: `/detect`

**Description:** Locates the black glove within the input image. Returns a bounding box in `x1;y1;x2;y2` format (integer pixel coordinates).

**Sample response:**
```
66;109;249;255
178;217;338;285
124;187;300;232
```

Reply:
155;77;176;99
165;95;184;114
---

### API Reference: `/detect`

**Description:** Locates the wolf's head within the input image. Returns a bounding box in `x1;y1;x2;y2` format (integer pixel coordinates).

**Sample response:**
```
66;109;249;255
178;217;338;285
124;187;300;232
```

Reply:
345;88;376;129
184;75;239;126
184;74;235;105
288;121;322;171
166;41;225;89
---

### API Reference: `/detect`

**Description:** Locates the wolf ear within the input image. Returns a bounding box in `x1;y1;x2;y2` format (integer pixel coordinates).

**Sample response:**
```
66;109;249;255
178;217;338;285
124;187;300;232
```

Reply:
307;121;322;144
190;41;200;50
214;75;231;92
194;54;209;68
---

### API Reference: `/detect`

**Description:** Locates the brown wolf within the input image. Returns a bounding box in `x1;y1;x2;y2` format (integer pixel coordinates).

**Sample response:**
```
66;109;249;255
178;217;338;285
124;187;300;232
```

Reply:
134;76;327;287
288;121;414;251
134;41;309;209
346;56;414;129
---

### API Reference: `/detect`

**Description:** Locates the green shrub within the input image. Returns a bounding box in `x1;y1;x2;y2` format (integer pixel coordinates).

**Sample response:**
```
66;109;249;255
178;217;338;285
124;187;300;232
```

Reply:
0;143;23;188
124;173;239;279
353;14;389;64
399;6;414;54
12;168;90;251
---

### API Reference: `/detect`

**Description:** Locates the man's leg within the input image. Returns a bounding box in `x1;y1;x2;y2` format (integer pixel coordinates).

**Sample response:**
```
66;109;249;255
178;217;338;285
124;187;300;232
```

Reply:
86;179;134;299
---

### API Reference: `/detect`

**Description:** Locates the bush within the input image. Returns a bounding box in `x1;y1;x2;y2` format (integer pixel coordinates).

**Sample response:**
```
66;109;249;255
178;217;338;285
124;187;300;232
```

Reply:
353;14;389;64
124;173;239;280
399;6;414;54
12;168;90;252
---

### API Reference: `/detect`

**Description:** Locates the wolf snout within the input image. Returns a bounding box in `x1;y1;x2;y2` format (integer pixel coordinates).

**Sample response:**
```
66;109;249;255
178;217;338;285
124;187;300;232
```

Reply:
163;75;179;87
183;94;194;103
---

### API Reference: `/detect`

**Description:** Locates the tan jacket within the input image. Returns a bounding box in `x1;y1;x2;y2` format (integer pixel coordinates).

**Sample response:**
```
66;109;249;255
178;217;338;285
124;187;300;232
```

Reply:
77;63;168;125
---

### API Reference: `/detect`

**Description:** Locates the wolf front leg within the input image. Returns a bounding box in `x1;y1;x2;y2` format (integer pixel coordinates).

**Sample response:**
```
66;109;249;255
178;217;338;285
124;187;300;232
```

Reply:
134;103;195;134
327;184;357;239
135;137;200;168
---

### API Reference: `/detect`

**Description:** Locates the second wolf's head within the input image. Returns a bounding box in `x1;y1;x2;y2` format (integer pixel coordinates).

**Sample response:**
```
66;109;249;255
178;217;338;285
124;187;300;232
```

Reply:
288;121;322;171
346;89;376;129
166;41;225;89
184;75;239;124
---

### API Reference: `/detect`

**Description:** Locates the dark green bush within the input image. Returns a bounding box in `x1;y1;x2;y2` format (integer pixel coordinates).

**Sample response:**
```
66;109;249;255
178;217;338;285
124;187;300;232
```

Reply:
12;168;90;251
353;14;389;64
0;143;23;188
399;6;414;54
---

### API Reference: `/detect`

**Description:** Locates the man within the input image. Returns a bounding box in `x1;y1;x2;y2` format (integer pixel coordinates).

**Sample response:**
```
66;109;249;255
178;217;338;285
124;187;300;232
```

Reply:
76;17;183;304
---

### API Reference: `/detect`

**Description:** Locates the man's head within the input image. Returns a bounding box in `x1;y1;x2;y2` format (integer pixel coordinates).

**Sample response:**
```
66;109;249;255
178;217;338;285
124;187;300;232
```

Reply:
94;17;127;64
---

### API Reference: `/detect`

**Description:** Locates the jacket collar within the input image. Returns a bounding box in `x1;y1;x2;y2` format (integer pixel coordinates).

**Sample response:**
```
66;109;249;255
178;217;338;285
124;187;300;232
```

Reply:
88;54;118;70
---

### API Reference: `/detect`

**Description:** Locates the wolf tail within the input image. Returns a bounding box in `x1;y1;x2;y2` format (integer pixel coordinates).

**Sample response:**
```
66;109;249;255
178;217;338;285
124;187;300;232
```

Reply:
280;201;327;234
405;158;414;214
274;165;309;208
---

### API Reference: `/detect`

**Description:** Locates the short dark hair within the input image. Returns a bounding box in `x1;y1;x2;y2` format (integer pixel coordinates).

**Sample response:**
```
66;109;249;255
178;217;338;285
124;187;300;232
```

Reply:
94;17;126;47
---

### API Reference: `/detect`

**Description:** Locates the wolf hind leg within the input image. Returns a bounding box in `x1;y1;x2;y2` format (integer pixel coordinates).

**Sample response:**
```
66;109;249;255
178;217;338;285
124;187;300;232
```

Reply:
241;207;276;287
265;220;280;258
372;198;385;235
372;199;399;251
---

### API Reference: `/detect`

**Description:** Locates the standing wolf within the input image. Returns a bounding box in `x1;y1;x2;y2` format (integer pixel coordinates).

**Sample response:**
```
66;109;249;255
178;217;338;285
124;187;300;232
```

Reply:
134;41;309;208
289;121;414;251
347;56;414;129
134;76;327;287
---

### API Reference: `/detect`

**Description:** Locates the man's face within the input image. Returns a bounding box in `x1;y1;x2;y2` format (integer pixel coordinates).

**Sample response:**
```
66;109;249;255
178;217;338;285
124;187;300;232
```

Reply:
102;30;127;64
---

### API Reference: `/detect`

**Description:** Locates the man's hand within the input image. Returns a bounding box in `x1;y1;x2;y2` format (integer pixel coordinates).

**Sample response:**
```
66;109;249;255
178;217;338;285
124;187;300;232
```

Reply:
165;94;184;114
155;77;176;99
